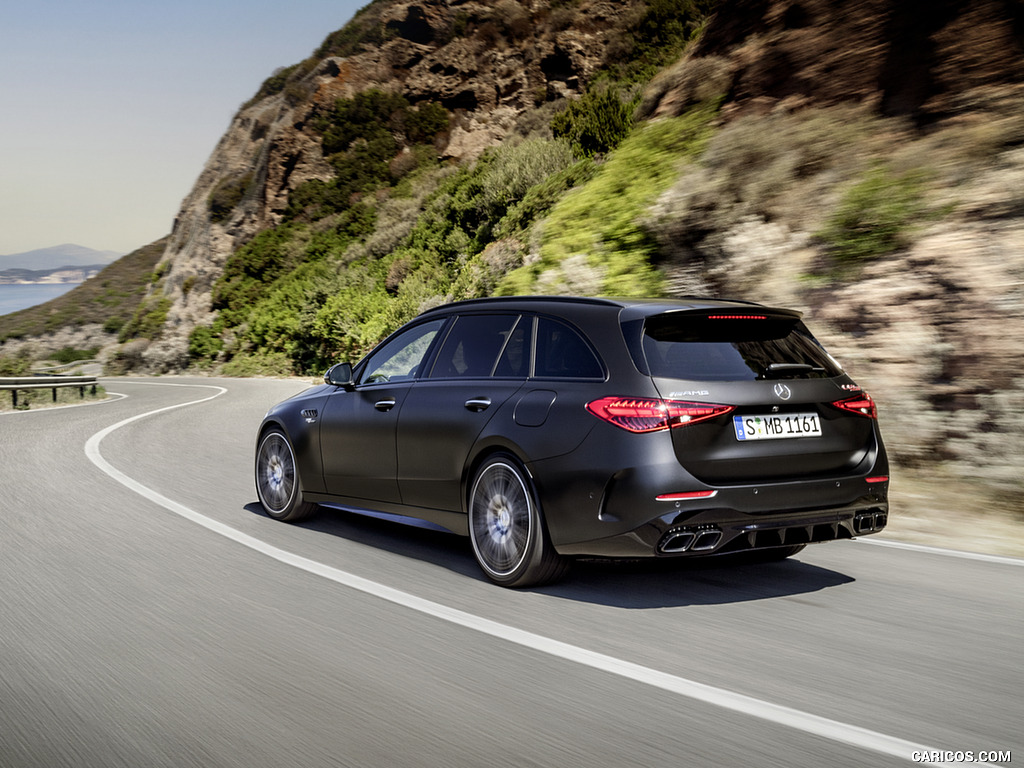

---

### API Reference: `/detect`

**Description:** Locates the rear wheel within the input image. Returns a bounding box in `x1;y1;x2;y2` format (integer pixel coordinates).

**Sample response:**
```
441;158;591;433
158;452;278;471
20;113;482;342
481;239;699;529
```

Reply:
468;455;568;588
255;428;317;522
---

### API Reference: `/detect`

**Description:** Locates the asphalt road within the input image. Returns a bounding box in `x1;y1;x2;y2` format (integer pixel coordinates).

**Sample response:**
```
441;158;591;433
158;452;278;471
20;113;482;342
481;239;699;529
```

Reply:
1;377;1019;768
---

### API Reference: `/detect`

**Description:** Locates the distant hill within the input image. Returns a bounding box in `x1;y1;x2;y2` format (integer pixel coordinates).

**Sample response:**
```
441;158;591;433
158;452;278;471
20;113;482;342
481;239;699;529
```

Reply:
0;238;166;340
0;244;123;271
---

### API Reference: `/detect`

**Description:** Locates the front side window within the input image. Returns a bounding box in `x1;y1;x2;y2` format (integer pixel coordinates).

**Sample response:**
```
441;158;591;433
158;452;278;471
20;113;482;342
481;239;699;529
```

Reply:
358;319;446;385
428;314;521;379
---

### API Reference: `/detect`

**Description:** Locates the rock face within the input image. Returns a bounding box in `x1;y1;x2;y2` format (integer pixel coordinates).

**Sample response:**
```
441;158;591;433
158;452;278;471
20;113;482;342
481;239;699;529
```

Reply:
645;0;1024;122
144;0;635;370
641;0;1024;493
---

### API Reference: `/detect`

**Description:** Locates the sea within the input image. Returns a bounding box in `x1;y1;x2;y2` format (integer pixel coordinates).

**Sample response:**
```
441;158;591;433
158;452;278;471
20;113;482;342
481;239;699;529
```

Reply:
0;283;80;317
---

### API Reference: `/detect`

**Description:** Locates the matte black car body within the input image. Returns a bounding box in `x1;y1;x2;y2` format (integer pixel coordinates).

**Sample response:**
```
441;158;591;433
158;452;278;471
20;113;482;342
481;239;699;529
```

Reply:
256;296;889;586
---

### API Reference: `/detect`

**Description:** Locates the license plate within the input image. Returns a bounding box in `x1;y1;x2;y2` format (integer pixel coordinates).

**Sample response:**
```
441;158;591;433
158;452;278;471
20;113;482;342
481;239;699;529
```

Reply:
734;413;822;441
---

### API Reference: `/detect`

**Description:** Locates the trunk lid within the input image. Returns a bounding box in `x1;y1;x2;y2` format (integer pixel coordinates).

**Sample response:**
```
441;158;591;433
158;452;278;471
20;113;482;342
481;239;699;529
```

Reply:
632;309;878;484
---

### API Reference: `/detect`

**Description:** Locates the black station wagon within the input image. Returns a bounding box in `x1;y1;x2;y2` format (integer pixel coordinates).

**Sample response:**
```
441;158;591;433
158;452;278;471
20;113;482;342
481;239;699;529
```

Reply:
255;296;889;587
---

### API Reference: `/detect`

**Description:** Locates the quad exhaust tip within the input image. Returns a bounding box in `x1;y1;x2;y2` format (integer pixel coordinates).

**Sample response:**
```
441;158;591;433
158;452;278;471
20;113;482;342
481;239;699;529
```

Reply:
855;510;888;534
659;528;722;554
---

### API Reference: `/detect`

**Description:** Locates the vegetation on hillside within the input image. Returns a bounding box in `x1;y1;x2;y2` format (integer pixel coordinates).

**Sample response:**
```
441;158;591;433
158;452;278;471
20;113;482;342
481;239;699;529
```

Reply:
186;0;719;376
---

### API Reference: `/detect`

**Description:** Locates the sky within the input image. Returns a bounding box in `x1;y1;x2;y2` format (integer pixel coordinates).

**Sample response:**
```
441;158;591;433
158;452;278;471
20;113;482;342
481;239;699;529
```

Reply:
0;0;367;258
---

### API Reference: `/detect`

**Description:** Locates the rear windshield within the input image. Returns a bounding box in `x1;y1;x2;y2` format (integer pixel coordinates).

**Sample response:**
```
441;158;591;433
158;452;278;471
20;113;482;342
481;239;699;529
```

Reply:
640;313;843;381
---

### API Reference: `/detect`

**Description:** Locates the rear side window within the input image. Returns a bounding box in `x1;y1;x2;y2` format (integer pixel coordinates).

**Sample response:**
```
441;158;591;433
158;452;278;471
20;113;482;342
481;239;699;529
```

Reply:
493;320;530;378
534;317;604;379
641;313;843;381
429;314;521;378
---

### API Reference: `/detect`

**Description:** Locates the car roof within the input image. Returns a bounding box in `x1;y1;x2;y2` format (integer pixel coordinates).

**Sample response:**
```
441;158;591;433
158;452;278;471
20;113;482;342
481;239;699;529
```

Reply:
417;295;796;320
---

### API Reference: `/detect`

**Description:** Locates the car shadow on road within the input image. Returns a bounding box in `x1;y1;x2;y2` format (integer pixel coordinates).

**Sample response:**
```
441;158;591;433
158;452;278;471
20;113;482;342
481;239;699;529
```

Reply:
546;556;855;608
247;503;855;609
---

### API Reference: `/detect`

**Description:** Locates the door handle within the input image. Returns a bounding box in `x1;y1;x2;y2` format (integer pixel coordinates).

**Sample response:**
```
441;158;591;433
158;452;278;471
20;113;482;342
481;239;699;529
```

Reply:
374;398;397;412
464;397;491;412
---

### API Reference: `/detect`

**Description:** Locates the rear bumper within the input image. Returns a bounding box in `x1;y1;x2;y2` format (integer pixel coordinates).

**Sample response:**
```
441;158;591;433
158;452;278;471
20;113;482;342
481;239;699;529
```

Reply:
531;420;889;559
555;499;888;558
547;470;890;559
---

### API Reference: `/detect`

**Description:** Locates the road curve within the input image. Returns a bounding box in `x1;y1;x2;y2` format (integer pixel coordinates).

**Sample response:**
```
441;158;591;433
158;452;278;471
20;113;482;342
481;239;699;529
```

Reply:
1;377;1019;768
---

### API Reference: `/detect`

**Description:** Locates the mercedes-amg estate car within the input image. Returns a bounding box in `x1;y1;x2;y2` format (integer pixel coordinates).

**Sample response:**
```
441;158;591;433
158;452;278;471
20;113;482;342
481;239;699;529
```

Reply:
255;296;889;587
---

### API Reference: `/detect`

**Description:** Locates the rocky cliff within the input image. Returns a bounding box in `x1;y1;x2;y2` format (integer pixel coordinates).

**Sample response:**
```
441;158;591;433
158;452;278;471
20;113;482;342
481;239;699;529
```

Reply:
147;0;646;369
140;0;1024;507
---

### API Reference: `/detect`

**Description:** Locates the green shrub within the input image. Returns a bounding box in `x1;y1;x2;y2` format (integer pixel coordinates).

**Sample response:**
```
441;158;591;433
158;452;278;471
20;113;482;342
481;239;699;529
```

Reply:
314;1;388;59
103;316;126;335
249;64;301;104
495;157;597;237
243;260;346;372
501;100;719;296
288;90;448;222
312;268;394;363
817;164;927;268
150;260;169;283
221;350;295;378
551;87;635;158
0;350;32;376
119;296;171;341
604;0;717;84
320;89;409;155
52;347;99;364
188;325;224;365
212;225;305;325
401;102;450;144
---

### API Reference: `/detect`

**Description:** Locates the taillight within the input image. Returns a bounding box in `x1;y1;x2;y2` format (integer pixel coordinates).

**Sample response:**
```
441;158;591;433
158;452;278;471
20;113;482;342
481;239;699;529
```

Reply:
832;393;878;419
586;397;735;433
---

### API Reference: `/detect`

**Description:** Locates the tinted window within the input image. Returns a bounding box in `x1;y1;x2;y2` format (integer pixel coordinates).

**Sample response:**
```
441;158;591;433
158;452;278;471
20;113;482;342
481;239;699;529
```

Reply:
534;317;604;379
429;314;520;378
493;318;531;378
641;314;843;381
358;318;446;384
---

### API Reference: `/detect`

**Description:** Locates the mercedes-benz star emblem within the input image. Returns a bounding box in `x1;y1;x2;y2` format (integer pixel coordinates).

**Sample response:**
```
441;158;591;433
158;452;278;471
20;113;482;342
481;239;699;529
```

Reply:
774;382;792;400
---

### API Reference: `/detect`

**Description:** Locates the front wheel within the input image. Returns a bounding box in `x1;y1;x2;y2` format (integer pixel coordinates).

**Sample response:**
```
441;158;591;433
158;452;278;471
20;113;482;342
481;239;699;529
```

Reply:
468;455;568;588
255;428;317;522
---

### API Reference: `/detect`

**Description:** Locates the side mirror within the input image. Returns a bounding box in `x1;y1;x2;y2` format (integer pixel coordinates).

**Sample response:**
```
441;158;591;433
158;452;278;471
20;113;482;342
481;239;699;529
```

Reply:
324;362;354;389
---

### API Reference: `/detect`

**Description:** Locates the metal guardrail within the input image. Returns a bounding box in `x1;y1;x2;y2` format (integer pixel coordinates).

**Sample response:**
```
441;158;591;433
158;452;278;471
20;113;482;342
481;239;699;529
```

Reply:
0;375;99;408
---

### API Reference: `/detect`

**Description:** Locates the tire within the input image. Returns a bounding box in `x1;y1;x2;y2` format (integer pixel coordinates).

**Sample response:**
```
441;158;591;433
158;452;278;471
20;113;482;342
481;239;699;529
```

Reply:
468;454;568;588
255;428;317;522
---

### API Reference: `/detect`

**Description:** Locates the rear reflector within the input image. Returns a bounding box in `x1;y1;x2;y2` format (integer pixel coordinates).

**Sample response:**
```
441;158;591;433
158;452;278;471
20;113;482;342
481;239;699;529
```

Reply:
586;397;735;433
866;476;889;484
656;490;718;501
831;393;878;419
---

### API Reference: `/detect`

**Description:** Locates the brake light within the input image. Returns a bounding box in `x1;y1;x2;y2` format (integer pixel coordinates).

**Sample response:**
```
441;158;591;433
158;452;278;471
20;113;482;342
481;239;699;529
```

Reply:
586;397;735;433
832;393;878;419
707;315;767;320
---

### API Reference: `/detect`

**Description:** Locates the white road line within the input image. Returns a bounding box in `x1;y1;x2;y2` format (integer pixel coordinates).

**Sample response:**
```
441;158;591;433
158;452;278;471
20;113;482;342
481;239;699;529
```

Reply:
83;382;999;767
858;537;1023;566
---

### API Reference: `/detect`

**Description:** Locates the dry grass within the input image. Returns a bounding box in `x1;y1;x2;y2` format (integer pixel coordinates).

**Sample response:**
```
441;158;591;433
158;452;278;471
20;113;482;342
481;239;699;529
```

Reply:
886;467;1024;558
0;384;108;413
